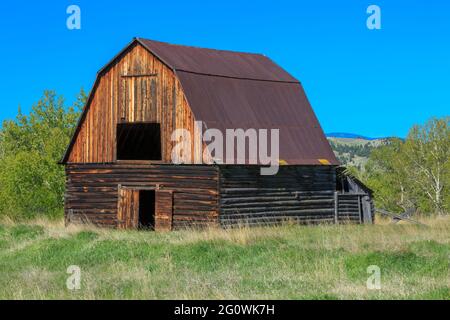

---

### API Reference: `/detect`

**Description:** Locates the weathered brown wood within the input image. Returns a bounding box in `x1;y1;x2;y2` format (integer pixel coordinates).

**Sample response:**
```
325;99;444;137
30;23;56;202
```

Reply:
61;39;374;230
67;43;204;164
121;73;158;78
117;186;139;229
65;164;219;229
155;190;173;231
335;193;364;223
218;166;337;227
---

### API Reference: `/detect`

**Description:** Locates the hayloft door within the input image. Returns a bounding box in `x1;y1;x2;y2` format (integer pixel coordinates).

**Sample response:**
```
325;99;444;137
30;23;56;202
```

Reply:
117;187;139;229
155;190;173;231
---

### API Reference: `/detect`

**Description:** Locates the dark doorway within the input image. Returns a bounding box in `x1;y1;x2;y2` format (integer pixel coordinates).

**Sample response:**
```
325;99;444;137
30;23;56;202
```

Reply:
138;190;156;229
117;123;162;160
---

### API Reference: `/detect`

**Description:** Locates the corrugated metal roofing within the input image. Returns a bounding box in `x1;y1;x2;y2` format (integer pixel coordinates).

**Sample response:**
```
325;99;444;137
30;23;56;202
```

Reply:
138;38;298;82
176;71;338;165
138;38;338;166
62;38;339;166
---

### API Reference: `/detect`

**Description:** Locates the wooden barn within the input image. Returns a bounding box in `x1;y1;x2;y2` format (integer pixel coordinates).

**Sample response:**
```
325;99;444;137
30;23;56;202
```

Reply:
61;38;374;230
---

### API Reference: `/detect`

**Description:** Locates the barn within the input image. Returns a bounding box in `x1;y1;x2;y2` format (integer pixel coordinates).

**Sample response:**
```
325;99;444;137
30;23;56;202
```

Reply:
61;38;373;230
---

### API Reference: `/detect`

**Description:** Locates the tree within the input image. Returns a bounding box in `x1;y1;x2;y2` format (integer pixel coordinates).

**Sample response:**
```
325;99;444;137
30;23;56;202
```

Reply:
360;117;449;216
0;90;85;219
364;138;412;212
403;117;449;215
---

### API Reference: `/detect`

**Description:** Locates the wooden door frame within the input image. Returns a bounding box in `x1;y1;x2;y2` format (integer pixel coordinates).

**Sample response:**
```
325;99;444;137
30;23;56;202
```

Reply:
117;184;173;231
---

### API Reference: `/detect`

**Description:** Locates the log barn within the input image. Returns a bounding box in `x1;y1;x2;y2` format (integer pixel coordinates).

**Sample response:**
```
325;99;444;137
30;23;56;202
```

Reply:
61;38;373;230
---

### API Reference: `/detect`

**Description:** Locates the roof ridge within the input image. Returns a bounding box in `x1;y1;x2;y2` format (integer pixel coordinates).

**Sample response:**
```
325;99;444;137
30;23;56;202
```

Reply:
137;37;265;57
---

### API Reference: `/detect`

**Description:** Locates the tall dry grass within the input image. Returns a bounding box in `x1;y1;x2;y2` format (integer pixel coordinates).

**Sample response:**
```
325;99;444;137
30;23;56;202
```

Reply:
0;215;448;299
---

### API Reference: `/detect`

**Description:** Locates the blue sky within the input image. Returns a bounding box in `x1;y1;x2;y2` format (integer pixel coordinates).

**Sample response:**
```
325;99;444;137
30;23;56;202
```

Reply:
0;0;448;138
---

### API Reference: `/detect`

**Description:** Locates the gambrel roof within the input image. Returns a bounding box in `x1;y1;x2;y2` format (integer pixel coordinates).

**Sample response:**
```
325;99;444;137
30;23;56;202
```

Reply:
62;38;339;165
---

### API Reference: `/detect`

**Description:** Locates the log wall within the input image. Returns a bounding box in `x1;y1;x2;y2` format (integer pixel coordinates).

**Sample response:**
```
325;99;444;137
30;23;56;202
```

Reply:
336;193;373;224
218;165;337;227
65;164;219;229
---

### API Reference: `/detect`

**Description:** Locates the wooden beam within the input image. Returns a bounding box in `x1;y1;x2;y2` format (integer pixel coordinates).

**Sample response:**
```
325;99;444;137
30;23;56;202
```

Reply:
121;74;158;78
334;191;338;224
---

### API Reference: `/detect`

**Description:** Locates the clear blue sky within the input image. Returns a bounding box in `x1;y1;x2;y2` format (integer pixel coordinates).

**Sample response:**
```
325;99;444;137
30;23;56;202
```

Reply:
0;0;448;138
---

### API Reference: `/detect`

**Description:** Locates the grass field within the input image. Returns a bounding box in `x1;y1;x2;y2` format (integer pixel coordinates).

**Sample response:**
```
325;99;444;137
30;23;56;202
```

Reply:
0;217;449;300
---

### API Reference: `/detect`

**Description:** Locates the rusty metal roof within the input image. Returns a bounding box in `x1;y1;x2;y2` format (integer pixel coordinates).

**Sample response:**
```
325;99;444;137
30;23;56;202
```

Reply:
139;38;338;166
138;38;298;82
176;71;338;165
62;38;339;166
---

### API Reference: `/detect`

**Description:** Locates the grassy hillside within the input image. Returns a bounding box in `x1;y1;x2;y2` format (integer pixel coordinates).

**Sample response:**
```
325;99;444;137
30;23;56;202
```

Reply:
0;218;448;300
328;137;389;168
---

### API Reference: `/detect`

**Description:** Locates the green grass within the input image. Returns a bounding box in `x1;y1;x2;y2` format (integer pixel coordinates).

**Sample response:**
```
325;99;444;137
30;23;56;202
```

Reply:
0;217;449;300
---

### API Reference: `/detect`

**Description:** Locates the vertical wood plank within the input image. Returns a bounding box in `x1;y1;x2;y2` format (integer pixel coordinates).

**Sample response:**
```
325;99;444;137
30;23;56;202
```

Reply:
65;43;199;164
334;191;339;224
155;190;173;231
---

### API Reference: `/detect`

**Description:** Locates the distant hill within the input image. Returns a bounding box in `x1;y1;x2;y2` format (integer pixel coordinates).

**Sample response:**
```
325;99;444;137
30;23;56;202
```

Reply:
326;132;381;140
327;135;393;169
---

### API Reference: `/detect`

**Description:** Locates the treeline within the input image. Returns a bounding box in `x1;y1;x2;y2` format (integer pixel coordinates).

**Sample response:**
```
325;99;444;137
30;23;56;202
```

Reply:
348;117;449;215
328;140;374;159
0;90;85;219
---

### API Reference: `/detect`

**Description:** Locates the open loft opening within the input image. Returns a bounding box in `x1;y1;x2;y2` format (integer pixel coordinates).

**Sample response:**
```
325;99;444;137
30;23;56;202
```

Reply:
117;123;162;161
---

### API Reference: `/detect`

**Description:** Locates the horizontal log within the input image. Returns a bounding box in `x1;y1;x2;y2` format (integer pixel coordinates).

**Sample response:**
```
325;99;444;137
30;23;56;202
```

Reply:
220;217;335;228
221;208;334;216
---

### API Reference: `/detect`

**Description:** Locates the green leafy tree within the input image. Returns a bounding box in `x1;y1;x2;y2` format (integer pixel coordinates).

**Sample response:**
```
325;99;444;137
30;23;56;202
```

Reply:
364;138;412;212
360;117;449;216
0;89;85;219
403;117;449;215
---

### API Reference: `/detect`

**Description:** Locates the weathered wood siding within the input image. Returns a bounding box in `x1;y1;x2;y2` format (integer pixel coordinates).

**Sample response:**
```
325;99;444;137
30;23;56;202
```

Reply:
67;42;202;163
117;188;139;229
65;164;219;229
336;193;363;223
61;39;370;230
218;165;336;227
336;193;374;224
155;190;174;231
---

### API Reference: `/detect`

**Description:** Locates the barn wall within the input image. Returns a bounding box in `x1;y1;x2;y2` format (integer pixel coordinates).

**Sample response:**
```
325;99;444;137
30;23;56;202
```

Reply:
218;165;336;227
65;164;219;229
67;42;202;163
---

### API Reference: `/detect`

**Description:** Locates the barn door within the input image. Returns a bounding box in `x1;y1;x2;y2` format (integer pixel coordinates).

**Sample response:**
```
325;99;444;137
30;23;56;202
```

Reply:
117;187;140;229
155;190;173;231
